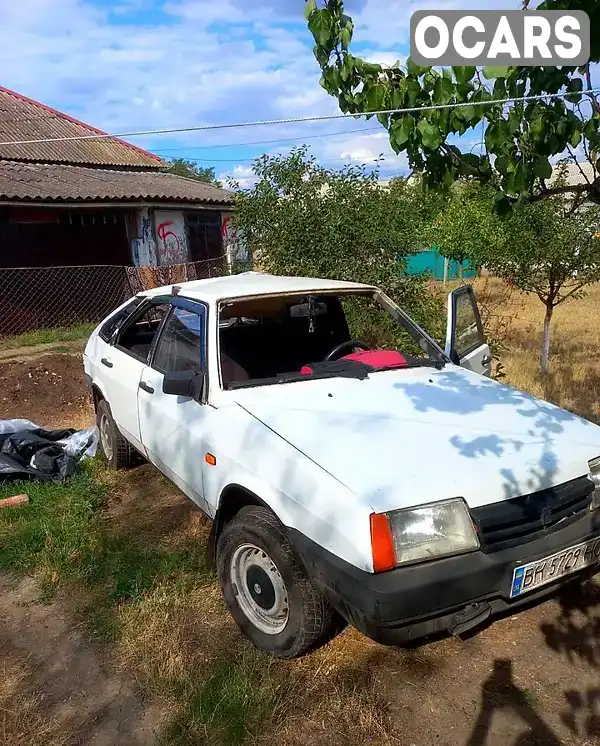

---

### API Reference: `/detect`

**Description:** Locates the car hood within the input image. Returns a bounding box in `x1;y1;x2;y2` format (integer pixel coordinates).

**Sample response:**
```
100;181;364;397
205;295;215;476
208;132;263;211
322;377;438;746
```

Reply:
232;365;600;513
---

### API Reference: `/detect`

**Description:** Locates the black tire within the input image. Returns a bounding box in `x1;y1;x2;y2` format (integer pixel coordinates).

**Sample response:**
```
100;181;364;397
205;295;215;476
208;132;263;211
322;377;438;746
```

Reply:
96;399;133;469
216;506;337;658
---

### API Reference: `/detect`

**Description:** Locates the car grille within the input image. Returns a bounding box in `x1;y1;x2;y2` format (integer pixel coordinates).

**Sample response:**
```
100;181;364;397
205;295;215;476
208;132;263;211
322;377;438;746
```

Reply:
471;475;594;552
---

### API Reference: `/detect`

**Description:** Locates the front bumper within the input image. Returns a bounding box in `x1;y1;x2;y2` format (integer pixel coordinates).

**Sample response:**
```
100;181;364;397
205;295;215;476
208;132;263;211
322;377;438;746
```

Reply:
290;509;600;645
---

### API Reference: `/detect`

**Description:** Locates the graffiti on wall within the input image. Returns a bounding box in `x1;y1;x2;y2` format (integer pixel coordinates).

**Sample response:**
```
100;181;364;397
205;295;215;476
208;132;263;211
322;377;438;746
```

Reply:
155;210;188;265
221;215;249;267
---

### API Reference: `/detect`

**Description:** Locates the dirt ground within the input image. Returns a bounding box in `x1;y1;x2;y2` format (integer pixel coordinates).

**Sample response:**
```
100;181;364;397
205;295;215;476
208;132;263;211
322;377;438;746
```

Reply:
1;348;600;745
0;353;93;430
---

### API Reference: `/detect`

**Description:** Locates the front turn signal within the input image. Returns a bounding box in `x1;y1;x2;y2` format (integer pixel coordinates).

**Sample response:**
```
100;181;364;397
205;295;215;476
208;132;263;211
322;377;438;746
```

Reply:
370;513;396;573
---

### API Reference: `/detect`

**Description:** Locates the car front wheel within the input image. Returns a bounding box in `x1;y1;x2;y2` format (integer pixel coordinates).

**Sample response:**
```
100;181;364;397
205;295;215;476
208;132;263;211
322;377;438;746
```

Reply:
96;399;133;470
216;505;337;658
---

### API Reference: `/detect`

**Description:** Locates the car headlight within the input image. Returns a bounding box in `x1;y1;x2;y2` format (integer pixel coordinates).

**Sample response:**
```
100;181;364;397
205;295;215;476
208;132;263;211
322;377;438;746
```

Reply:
588;457;600;510
370;498;479;572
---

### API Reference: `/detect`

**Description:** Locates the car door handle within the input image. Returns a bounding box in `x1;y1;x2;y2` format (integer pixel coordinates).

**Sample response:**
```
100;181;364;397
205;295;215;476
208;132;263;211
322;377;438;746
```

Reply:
482;354;492;366
101;357;113;368
139;381;154;394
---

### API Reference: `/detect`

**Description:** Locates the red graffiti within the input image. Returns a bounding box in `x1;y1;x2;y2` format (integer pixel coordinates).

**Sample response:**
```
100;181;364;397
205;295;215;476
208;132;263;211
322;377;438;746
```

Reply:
157;219;182;263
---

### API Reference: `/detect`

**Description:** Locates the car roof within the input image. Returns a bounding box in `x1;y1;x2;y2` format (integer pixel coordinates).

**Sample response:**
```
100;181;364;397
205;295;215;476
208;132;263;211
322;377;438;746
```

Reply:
140;271;377;303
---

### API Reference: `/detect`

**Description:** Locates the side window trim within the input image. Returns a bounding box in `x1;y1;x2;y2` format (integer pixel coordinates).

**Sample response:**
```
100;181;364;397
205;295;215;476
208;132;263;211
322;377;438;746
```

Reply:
149;298;209;402
448;286;485;360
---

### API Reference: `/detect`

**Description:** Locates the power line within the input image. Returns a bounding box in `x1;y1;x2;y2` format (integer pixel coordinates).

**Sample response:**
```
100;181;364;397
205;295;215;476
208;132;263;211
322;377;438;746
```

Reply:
154;126;381;152
1;90;598;147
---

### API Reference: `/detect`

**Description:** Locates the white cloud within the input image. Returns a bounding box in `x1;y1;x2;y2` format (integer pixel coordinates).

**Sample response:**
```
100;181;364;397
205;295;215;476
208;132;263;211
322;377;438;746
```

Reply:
219;163;257;189
0;0;562;183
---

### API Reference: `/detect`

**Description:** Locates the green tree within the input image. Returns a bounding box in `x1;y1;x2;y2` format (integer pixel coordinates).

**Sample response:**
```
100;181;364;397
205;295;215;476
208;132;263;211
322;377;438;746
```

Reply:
305;0;600;212
432;176;600;372
166;158;222;186
231;146;445;340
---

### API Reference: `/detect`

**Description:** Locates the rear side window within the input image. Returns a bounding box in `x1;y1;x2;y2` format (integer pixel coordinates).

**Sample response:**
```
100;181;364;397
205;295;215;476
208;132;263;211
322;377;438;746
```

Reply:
99;297;143;342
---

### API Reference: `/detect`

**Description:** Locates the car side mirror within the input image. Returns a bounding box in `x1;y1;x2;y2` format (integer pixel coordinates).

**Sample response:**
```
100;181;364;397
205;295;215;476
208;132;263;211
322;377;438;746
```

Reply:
163;370;204;400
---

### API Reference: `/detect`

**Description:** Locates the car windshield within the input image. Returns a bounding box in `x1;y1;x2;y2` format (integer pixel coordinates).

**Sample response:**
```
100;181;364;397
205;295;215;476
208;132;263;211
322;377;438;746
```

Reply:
218;289;446;389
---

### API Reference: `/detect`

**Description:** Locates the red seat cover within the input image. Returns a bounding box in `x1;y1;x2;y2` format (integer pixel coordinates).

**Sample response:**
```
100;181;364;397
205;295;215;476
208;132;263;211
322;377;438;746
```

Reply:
342;349;407;368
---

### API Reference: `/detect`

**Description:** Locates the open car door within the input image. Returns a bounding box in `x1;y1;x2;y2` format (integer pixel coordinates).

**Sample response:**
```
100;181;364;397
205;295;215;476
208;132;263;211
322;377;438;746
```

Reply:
445;286;491;377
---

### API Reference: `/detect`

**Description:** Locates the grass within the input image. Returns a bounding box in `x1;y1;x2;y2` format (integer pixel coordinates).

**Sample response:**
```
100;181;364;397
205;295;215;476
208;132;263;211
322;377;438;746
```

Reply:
0;322;95;351
0;461;388;745
468;277;600;424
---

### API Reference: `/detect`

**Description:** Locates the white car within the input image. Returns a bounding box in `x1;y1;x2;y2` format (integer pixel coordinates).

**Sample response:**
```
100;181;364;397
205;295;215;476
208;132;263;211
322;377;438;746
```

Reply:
83;272;600;657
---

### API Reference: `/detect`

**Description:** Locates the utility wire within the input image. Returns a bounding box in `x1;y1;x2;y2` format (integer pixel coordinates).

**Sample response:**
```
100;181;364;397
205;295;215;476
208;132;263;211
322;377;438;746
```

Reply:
154;126;381;152
1;90;598;146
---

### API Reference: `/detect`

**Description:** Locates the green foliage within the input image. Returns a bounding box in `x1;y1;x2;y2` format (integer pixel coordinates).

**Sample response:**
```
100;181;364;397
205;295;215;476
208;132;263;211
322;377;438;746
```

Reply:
0;323;94;350
0;463;209;608
431;175;600;369
306;0;600;210
231;146;446;340
166;158;222;186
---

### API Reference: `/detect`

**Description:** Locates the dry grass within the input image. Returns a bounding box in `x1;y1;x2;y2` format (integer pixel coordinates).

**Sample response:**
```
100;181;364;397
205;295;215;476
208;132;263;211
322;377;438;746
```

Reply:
470;277;600;423
0;653;68;746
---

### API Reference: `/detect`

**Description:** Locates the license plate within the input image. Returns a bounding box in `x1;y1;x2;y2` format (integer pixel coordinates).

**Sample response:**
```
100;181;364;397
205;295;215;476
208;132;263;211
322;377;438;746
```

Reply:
510;536;600;598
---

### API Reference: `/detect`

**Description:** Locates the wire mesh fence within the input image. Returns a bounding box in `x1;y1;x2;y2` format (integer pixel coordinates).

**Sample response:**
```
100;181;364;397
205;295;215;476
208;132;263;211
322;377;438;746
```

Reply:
0;255;230;339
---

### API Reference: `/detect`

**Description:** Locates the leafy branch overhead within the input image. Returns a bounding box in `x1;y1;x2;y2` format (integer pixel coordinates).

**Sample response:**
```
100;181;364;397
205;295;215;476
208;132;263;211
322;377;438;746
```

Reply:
305;0;600;212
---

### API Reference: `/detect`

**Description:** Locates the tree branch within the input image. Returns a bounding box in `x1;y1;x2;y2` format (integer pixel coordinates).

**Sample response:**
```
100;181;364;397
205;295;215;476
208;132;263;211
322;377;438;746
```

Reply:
555;280;592;305
584;63;600;117
565;145;592;185
530;180;600;203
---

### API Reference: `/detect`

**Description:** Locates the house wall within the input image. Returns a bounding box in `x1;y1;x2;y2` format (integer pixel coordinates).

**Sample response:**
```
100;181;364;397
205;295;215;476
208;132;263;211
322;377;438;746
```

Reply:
128;208;234;267
154;210;189;264
221;211;250;268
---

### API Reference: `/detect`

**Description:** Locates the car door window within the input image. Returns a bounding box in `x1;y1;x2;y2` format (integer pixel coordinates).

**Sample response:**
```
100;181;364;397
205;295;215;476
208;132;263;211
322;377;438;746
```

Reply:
115;302;171;363
153;305;205;373
98;297;144;343
452;290;484;357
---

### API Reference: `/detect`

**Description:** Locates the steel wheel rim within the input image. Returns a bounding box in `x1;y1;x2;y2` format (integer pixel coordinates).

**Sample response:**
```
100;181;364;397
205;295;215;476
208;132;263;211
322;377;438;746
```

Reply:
230;543;289;635
99;413;113;460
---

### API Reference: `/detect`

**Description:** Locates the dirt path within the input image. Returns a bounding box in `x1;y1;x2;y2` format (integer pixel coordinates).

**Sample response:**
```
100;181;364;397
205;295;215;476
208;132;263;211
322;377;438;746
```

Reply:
0;575;162;746
0;340;86;363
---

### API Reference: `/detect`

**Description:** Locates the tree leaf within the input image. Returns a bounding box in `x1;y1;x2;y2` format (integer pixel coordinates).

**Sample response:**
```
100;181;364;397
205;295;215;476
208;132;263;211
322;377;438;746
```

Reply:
433;76;454;105
417;120;443;150
406;57;428;77
570;129;582;147
308;9;334;48
365;83;387;111
304;0;317;20
494;192;512;216
452;66;476;84
483;66;510;80
339;26;351;50
495;155;509;175
534;156;552;180
391;115;414;147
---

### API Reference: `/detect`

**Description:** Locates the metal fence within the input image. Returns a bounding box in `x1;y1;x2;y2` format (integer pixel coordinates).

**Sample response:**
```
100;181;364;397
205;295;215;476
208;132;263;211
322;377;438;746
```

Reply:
0;255;229;337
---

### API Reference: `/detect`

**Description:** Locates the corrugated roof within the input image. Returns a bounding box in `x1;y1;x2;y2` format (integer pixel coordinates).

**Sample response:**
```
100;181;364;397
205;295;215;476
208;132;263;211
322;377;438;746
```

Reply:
0;86;164;168
0;160;233;205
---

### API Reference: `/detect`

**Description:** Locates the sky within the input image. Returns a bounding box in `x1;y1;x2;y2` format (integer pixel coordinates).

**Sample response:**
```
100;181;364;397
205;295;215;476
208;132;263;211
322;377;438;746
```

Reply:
0;0;588;187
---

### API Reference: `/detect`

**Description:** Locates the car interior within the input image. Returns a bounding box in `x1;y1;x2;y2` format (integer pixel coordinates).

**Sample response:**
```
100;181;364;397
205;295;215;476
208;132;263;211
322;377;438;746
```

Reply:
216;291;435;388
116;304;169;362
